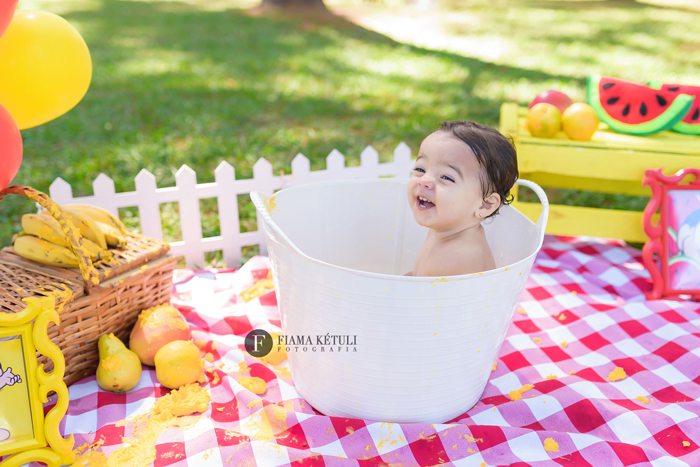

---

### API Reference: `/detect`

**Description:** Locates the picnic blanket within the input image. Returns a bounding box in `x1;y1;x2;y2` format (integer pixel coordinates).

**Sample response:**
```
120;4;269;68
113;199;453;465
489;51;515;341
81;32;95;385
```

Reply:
31;235;700;466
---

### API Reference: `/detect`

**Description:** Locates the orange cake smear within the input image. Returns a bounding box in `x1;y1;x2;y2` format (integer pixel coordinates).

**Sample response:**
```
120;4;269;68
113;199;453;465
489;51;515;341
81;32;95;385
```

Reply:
606;367;627;382
239;376;267;395
236;361;251;375
72;384;210;466
241;279;275;302
101;354;123;372
509;384;535;401
271;364;292;380
543;438;559;452
137;304;188;330
238;404;289;441
256;332;288;365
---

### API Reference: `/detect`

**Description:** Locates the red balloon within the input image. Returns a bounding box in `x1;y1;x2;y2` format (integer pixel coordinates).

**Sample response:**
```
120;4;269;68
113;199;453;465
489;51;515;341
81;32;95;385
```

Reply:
0;102;22;191
0;0;18;39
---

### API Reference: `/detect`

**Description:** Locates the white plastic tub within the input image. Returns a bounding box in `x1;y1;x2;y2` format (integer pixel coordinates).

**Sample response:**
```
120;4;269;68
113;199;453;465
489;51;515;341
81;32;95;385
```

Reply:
251;178;548;423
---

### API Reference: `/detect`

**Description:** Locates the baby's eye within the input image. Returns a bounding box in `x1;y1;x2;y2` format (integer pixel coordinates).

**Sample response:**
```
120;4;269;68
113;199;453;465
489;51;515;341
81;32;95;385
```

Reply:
442;176;454;182
412;167;425;174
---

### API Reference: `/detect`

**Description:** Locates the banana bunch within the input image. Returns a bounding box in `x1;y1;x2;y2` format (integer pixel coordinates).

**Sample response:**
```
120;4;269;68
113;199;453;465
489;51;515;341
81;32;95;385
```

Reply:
12;204;129;268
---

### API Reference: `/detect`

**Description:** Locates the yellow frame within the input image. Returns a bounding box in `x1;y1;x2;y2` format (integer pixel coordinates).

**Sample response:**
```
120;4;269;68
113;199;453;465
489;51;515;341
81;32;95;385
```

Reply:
0;296;74;467
500;102;700;242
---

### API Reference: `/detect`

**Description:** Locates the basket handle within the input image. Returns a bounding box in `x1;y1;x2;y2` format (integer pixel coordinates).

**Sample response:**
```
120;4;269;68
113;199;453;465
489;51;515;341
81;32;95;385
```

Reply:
0;185;100;287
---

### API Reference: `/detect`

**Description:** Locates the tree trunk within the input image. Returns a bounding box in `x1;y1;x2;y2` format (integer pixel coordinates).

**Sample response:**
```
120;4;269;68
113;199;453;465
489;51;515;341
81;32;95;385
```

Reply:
261;0;326;7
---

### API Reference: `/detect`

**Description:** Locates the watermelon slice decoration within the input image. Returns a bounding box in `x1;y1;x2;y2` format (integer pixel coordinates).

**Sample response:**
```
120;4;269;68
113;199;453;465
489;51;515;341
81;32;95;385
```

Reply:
649;82;700;135
587;75;694;135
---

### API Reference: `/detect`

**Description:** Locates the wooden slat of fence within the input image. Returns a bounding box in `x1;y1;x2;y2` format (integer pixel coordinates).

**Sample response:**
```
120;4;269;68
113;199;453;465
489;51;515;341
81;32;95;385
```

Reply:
47;144;415;268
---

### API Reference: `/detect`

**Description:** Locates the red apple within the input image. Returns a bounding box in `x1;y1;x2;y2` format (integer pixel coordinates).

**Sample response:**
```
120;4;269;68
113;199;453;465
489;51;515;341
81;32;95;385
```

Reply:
528;90;574;114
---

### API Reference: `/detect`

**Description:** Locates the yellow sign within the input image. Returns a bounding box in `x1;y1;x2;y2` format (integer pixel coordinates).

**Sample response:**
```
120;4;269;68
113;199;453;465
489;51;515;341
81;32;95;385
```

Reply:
0;336;34;447
0;296;74;467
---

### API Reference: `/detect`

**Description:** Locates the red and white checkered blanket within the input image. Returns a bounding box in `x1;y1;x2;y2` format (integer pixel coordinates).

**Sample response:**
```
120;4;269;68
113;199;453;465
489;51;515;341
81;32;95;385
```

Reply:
40;236;700;465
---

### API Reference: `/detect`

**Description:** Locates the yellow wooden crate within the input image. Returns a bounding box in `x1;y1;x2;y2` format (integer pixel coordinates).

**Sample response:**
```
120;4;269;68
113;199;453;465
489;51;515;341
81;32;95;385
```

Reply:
499;102;700;243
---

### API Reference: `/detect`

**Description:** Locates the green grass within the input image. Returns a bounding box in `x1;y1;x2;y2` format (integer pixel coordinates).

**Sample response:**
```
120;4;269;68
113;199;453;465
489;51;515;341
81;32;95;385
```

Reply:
3;0;699;265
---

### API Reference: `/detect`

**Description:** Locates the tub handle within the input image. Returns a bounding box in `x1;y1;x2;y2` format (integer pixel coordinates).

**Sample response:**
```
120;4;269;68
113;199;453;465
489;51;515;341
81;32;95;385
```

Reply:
515;178;549;238
250;190;307;257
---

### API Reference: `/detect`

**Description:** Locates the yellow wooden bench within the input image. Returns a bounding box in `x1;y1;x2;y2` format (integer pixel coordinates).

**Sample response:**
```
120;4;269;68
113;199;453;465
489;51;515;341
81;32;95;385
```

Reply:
499;102;700;243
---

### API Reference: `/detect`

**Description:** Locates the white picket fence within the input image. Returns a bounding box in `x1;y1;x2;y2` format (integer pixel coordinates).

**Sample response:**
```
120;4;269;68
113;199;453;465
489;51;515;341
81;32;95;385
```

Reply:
48;143;415;269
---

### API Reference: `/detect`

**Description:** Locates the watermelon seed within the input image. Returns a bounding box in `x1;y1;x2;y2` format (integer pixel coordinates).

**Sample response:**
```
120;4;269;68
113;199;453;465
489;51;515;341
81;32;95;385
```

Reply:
656;95;667;107
692;108;699;121
607;97;620;105
622;104;630;117
668;87;680;92
602;83;615;90
640;102;647;116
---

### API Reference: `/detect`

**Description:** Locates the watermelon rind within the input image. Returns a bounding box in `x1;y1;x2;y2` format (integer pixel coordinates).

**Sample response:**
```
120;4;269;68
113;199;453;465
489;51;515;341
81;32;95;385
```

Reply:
588;75;693;136
671;121;700;135
649;81;700;135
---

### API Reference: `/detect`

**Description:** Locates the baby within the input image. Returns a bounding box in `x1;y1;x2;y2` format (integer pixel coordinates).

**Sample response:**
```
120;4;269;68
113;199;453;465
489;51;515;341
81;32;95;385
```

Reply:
405;121;519;277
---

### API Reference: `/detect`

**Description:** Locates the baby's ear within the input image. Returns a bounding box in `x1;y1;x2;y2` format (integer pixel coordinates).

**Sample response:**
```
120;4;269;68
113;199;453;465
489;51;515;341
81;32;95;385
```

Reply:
480;193;501;216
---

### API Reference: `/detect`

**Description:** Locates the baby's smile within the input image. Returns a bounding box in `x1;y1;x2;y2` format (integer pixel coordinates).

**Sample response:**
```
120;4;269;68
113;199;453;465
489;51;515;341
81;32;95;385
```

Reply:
416;195;435;211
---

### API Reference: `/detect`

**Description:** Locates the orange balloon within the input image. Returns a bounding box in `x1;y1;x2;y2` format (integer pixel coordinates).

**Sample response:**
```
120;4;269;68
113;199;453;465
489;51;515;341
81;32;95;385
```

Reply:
0;10;92;130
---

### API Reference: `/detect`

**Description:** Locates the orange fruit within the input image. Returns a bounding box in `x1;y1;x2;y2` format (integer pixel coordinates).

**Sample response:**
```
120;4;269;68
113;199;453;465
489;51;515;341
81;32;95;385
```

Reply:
526;103;562;138
154;340;205;389
562;103;600;141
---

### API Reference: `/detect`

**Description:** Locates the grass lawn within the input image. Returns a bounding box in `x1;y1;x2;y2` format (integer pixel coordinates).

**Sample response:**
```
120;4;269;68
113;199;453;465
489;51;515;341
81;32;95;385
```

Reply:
3;0;699;265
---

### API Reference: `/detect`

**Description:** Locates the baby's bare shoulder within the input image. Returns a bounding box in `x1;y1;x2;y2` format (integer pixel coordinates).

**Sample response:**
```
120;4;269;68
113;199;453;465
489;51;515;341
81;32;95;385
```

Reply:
423;242;488;276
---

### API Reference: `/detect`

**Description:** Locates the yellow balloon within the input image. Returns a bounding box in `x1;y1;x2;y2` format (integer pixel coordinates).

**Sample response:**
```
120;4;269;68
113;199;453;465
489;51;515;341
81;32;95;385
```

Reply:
0;10;92;130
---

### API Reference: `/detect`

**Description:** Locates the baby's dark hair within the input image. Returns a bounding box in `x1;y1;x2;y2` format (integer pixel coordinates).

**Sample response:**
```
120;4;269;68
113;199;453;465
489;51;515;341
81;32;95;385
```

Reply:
439;120;518;218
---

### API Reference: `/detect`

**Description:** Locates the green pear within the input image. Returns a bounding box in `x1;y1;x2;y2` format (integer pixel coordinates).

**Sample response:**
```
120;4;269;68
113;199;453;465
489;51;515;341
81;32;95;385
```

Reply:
96;333;142;393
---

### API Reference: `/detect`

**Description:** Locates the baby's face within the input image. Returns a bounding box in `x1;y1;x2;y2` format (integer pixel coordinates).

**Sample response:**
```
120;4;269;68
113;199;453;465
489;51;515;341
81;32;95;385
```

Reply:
407;131;485;232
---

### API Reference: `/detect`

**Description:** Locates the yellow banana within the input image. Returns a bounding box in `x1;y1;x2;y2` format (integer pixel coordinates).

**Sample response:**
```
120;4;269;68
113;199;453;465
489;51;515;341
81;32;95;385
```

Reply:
64;204;127;236
22;213;113;262
41;207;108;250
81;237;114;262
96;221;127;248
13;235;80;268
12;231;28;243
22;213;71;247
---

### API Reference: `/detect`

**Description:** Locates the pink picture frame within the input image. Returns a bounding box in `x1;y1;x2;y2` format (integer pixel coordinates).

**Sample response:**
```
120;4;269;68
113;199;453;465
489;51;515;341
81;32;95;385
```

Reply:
643;168;700;300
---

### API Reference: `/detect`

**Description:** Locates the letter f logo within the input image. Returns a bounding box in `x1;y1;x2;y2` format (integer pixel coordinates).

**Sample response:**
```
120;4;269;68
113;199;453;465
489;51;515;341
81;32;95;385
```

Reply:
245;329;273;357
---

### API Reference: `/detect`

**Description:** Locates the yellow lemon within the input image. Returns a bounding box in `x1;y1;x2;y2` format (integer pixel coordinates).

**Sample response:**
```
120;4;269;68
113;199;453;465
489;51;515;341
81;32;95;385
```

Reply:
154;340;204;389
562;103;600;141
526;103;562;138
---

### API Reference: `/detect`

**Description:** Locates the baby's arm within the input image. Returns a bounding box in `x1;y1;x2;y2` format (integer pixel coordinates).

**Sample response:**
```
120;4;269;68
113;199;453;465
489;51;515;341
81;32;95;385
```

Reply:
404;271;413;276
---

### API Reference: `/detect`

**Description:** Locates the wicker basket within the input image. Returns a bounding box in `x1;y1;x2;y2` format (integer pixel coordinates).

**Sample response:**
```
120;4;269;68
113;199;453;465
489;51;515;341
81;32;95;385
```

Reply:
0;186;176;386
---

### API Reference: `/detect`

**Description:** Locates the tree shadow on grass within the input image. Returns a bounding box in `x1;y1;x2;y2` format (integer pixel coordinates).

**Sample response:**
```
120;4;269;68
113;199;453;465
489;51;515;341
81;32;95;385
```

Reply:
3;0;584;245
21;0;581;179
